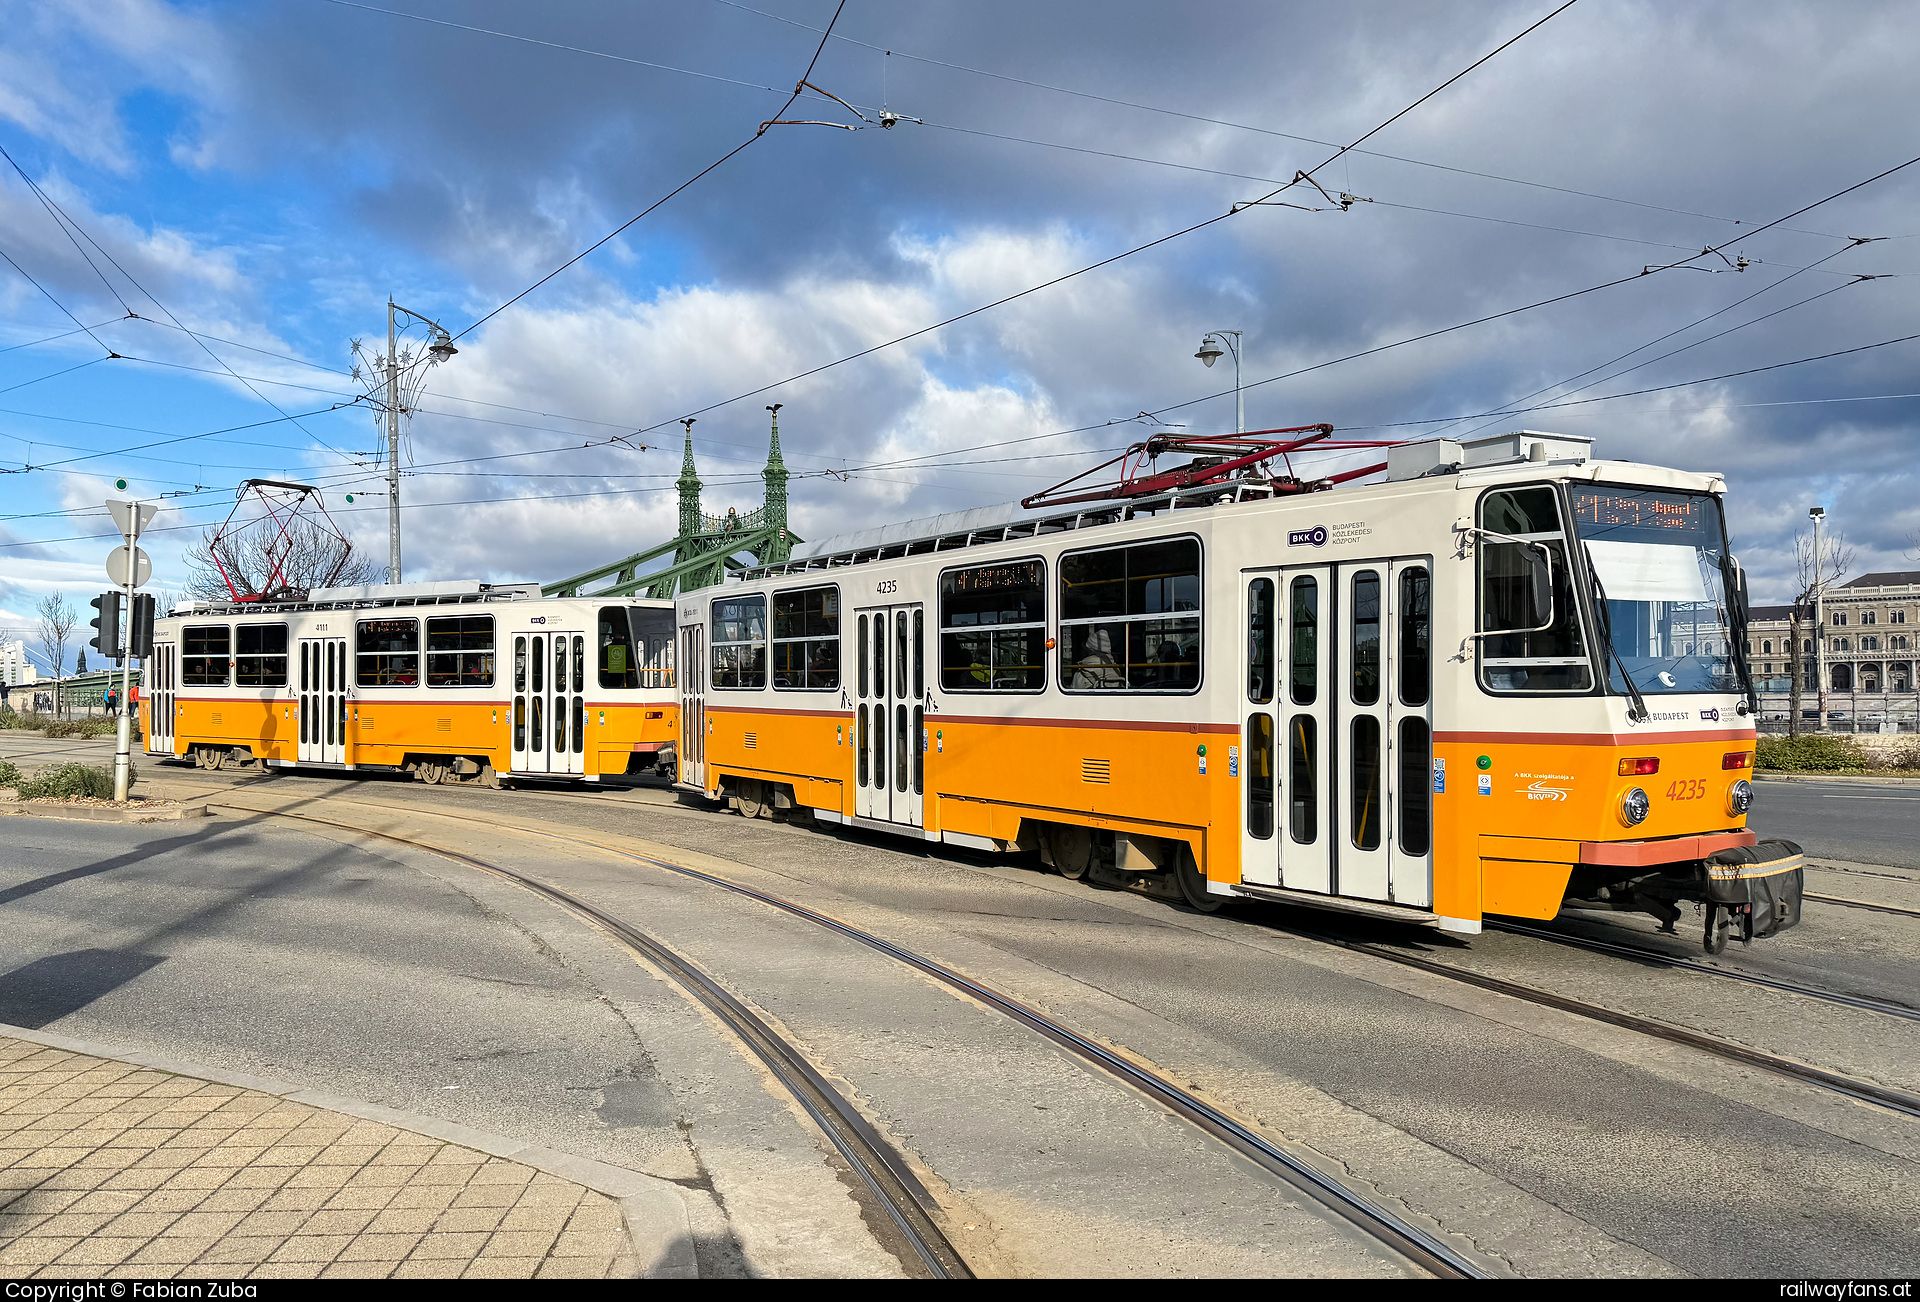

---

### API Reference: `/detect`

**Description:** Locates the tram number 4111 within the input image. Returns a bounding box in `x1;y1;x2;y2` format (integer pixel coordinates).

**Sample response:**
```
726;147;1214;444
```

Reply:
1666;778;1706;801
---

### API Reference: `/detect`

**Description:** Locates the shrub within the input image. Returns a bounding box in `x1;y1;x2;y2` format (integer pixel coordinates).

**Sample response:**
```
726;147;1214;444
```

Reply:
15;762;124;800
74;718;117;739
0;760;18;788
1755;733;1868;772
38;719;80;738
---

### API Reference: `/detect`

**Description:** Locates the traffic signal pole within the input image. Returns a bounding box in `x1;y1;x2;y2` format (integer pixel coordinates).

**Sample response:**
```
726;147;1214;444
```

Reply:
113;506;139;803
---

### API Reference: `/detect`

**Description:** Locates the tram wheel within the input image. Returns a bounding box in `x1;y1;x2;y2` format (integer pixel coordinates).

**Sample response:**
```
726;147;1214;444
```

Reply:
735;779;768;820
1174;846;1222;914
1704;904;1731;955
1050;824;1092;880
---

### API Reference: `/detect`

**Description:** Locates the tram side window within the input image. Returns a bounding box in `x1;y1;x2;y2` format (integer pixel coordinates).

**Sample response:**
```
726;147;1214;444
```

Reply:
1247;578;1275;704
710;595;766;689
357;618;420;687
1059;538;1201;692
773;586;840;690
598;607;640;689
941;560;1045;692
427;615;494;687
235;624;288;687
182;625;230;686
1398;567;1432;706
1478;487;1593;693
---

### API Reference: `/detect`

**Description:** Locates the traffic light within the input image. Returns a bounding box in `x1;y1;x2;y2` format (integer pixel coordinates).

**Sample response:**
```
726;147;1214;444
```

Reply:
128;593;155;660
89;592;123;661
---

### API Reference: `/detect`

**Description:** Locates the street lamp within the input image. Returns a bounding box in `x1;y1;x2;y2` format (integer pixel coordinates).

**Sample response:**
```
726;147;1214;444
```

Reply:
382;299;458;584
1195;330;1243;435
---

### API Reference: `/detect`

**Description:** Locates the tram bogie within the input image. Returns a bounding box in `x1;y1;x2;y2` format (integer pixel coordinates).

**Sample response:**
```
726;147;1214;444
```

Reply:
675;431;1804;946
142;582;680;784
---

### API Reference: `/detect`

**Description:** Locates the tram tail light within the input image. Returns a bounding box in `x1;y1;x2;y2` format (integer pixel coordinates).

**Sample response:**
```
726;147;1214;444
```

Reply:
1722;752;1752;769
1617;756;1660;776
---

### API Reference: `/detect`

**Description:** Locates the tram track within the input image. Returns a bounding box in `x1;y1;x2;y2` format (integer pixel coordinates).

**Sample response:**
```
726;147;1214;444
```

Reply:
1273;920;1920;1122
1485;918;1920;1023
207;791;1487;1280
1805;891;1920;920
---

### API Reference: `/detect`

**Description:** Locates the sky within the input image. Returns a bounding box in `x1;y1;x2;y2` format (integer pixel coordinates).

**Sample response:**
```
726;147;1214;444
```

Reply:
1;0;1917;670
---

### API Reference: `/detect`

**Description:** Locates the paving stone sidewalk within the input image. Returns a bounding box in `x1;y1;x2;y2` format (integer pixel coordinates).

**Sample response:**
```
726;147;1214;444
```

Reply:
0;1035;640;1279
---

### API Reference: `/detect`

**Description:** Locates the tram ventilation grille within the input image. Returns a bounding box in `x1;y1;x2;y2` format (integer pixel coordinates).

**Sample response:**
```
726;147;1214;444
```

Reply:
1082;758;1111;784
745;732;758;749
436;718;452;732
209;712;221;726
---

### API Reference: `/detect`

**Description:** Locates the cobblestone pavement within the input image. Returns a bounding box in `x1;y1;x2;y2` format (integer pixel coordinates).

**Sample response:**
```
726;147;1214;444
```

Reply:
0;1036;639;1279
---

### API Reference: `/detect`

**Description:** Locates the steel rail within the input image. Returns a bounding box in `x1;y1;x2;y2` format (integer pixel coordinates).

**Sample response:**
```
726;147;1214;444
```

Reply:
1805;891;1920;920
216;805;970;1280
211;793;1485;1280
1486;918;1920;1022
1278;924;1920;1122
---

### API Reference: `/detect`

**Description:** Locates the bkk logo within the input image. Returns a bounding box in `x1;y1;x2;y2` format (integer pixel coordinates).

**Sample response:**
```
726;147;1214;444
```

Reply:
1288;526;1329;547
1700;708;1720;722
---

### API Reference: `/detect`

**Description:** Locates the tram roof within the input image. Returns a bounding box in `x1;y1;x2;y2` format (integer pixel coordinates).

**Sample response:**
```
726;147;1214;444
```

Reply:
163;580;669;620
740;434;1724;582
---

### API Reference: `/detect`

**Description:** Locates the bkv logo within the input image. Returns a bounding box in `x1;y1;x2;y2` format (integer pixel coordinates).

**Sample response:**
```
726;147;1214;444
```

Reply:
1288;526;1328;547
1521;780;1569;801
1700;708;1720;722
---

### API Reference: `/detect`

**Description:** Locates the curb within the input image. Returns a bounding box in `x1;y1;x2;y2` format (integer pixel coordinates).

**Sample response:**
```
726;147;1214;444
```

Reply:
1755;773;1920;786
0;1020;699;1279
0;800;210;822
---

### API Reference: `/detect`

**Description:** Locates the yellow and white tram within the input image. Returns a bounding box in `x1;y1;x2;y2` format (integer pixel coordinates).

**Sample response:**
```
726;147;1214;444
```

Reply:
676;430;1801;948
143;582;679;785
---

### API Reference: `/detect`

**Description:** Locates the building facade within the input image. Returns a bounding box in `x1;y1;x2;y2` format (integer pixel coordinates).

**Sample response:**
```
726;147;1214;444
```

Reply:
1746;570;1920;732
0;640;38;688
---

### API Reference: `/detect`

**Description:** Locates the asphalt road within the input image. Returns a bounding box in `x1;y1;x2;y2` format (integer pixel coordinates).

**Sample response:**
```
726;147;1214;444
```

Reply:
1750;778;1920;867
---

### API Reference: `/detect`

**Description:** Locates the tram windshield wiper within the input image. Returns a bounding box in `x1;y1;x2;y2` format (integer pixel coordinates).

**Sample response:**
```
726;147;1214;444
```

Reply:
1585;549;1650;724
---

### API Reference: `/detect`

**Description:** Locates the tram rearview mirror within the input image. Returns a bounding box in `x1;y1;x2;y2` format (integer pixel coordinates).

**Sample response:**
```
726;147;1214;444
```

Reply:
1528;545;1553;621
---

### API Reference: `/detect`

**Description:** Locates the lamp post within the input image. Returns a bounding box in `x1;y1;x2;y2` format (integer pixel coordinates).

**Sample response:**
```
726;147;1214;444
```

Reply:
1194;330;1243;435
382;299;458;585
1811;505;1827;730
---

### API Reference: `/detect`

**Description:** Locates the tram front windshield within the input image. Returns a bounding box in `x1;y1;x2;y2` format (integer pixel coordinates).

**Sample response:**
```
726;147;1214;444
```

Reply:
1570;485;1741;696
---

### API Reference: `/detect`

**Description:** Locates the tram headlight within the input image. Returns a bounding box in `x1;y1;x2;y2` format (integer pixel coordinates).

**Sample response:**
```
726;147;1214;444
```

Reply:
1620;787;1650;827
1727;778;1753;816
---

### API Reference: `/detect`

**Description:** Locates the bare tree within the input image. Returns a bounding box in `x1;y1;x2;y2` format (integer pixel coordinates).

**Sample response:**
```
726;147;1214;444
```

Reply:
35;593;75;716
183;520;377;602
1786;529;1855;737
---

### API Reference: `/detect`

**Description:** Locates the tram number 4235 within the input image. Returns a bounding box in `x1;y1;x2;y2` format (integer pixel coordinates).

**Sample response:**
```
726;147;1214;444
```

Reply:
875;580;899;595
1666;778;1707;801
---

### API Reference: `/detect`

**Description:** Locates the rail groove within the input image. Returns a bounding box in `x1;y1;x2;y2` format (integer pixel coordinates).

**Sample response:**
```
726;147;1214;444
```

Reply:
212;795;1486;1280
1487;918;1920;1022
1282;924;1920;1122
1805;891;1920;920
218;805;970;1279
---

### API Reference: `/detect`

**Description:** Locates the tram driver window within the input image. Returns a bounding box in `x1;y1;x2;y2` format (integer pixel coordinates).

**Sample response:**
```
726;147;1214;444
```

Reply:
356;618;420;687
235;624;288;687
1477;488;1592;693
598;607;640;689
773;586;840;690
182;625;230;686
941;560;1045;692
711;595;767;689
1059;538;1201;693
427;615;494;687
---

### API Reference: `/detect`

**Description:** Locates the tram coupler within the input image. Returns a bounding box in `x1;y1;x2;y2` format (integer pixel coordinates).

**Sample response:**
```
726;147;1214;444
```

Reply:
1565;838;1805;953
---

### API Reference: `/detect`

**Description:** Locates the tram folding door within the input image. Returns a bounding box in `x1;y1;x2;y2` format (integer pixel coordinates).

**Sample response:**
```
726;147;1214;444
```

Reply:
1239;559;1433;907
680;624;705;788
297;638;348;764
853;604;924;827
511;630;587;777
146;642;175;756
